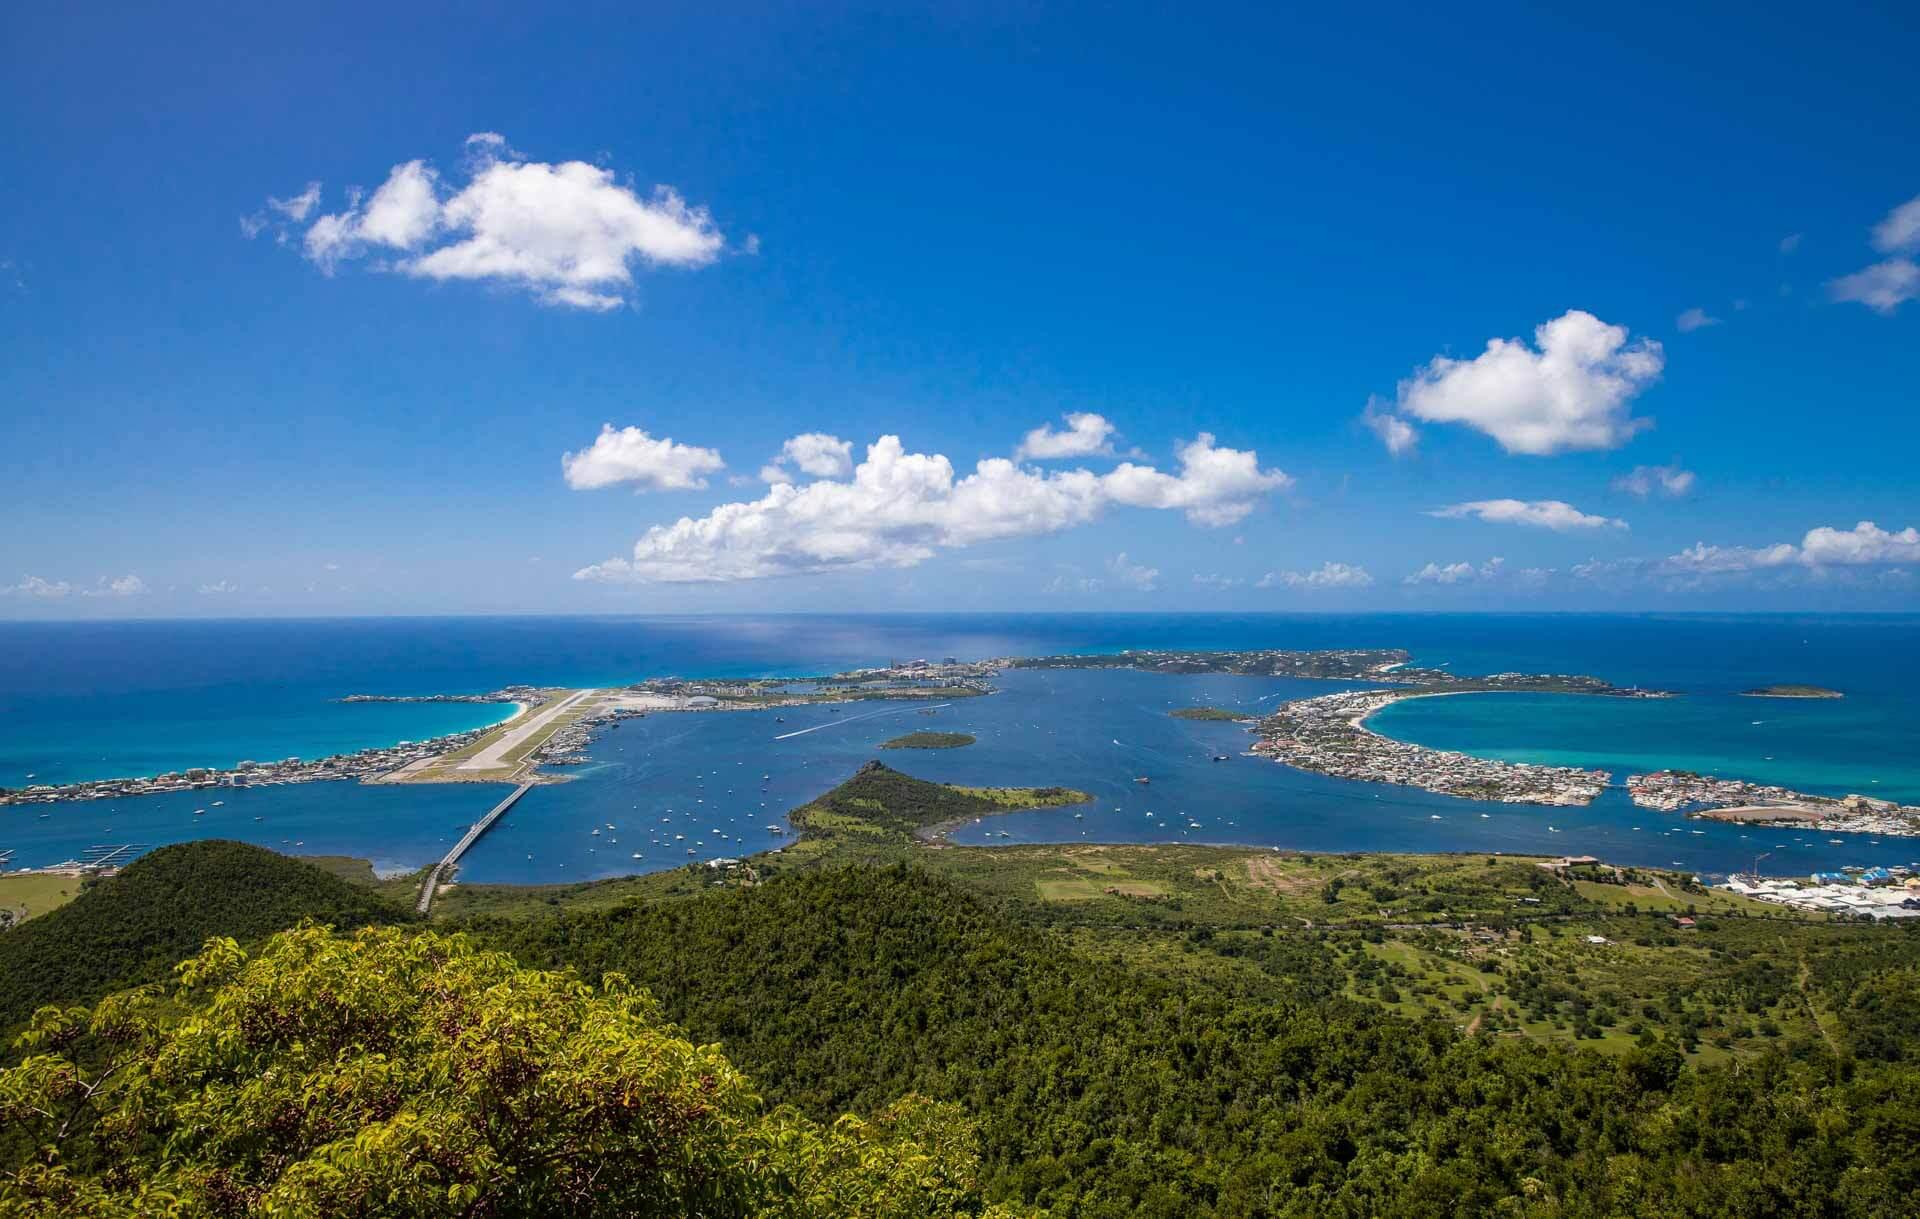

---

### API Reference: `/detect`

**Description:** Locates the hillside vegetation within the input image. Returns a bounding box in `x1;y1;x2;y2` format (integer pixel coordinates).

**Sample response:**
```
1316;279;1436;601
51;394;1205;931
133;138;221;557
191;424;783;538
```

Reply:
0;925;1016;1217
0;840;406;1033
4;767;1920;1216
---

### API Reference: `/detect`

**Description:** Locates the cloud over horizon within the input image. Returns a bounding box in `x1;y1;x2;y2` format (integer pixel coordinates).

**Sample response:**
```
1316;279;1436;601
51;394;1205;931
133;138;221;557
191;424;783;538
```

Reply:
575;431;1290;583
1258;561;1374;590
1430;499;1626;531
1664;521;1920;574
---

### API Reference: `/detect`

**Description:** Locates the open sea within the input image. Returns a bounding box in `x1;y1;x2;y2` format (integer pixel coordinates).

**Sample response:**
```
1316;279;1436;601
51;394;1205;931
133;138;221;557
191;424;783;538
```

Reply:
3;614;1917;881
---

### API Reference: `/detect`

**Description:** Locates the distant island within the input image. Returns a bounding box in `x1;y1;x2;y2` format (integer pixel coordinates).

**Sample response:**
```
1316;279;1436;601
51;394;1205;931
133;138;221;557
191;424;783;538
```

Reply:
1741;684;1844;699
880;731;976;749
1169;707;1248;721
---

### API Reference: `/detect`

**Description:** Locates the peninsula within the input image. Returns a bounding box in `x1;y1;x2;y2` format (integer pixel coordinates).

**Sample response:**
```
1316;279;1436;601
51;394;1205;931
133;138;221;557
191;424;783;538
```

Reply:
1253;689;1612;805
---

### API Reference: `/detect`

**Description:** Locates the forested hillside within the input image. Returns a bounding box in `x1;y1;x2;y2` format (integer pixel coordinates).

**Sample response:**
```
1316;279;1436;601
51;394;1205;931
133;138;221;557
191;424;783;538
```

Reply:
483;864;1920;1217
0;925;1016;1217
0;840;405;1031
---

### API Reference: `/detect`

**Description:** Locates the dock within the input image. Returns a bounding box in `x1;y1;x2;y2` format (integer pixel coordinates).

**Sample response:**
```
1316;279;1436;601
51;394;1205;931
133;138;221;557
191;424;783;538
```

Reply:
417;783;532;914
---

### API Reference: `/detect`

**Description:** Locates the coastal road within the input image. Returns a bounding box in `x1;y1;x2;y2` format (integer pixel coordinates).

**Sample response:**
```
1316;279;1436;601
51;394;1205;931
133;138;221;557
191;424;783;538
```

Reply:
418;782;532;914
456;689;598;772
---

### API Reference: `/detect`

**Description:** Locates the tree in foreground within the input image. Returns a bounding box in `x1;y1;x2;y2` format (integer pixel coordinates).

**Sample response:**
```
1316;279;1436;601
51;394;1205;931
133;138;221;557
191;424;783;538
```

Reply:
0;924;1024;1217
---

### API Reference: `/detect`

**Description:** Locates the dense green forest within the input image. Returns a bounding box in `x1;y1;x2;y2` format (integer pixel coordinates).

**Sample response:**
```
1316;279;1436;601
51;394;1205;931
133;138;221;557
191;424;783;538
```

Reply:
1;924;1019;1217
0;839;406;1031
5;766;1920;1216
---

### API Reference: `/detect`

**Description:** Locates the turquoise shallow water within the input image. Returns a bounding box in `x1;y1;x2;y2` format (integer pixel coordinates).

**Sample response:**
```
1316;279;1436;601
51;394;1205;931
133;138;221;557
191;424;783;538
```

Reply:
1369;690;1920;805
3;614;1918;881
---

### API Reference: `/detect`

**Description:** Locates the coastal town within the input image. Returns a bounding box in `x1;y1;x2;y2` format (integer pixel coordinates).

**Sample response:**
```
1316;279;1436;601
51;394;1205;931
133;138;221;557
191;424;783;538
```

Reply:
1721;869;1920;919
1628;770;1920;837
1252;689;1613;805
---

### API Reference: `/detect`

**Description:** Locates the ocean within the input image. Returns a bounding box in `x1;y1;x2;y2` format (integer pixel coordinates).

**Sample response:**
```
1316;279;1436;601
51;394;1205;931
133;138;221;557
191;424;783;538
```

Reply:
3;614;1917;880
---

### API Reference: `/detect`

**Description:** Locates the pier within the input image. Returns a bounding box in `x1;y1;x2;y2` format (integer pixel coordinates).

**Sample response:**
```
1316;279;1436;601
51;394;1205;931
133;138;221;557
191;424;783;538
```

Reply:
417;783;532;914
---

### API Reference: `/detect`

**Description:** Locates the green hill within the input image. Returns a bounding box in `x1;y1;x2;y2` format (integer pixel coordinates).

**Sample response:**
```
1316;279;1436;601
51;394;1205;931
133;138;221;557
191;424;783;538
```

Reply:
790;759;1087;840
0;840;408;1033
482;864;1920;1216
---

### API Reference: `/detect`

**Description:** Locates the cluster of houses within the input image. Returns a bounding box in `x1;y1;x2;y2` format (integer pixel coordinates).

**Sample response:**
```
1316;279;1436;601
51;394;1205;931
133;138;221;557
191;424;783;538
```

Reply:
1628;770;1920;838
1721;867;1920;918
1254;690;1611;806
0;725;503;808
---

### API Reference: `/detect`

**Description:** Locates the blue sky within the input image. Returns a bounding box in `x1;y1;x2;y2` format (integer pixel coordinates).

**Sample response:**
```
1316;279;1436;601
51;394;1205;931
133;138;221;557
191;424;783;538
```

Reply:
2;1;1916;616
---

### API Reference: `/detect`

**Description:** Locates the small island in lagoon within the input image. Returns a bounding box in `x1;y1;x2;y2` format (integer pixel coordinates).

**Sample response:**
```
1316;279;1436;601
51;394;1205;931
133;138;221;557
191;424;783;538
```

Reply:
880;730;976;749
1741;684;1844;698
1168;707;1249;721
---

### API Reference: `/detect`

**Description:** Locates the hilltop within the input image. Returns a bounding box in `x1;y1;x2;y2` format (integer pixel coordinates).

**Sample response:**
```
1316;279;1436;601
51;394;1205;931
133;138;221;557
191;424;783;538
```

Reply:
0;840;408;1033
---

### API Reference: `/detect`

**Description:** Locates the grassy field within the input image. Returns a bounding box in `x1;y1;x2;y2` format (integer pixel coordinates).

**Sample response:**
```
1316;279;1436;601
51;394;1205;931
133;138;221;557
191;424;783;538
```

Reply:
0;872;87;924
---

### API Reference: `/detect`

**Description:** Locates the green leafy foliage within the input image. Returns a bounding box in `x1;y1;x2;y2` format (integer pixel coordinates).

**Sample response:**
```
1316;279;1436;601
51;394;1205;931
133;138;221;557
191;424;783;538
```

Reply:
0;841;407;1035
0;925;1020;1218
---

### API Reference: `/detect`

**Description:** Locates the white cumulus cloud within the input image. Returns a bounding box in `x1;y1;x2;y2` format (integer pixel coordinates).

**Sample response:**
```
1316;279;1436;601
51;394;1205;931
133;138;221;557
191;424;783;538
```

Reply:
4;575;73;599
562;424;726;492
1612;464;1695;498
1015;412;1117;461
1360;396;1418;457
575;431;1289;583
1107;552;1159;591
1799;521;1920;566
1258;561;1374;590
1829;259;1919;314
1661;521;1920;574
1405;558;1505;585
282;135;724;309
1871;194;1920;254
760;433;854;484
1675;307;1721;333
1829;192;1920;314
1192;573;1244;589
1389;310;1663;455
1430;499;1625;531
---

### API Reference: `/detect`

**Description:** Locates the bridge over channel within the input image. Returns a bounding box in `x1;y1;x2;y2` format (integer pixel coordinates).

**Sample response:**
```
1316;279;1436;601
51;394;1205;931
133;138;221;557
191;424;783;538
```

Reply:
417;782;532;914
